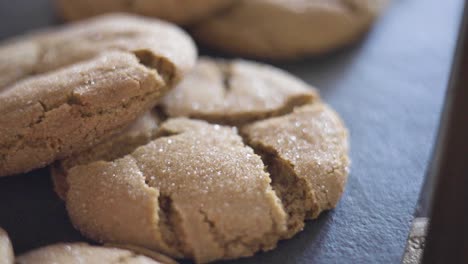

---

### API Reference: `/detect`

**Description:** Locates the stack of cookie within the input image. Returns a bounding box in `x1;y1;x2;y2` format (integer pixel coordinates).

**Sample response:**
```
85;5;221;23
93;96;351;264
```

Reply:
0;10;353;264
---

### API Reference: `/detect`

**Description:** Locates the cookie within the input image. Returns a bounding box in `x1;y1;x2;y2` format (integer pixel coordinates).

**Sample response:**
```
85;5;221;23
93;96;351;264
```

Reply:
55;0;234;25
16;243;176;264
161;57;318;125
55;58;349;263
0;14;196;177
0;228;13;264
65;118;288;263
192;0;388;59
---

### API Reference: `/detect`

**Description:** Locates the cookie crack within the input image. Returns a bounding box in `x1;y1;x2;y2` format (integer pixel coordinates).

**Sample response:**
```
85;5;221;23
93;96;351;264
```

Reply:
198;204;282;259
1;82;159;174
133;49;176;86
218;61;233;95
156;194;186;254
239;136;316;238
198;208;226;257
131;154;190;258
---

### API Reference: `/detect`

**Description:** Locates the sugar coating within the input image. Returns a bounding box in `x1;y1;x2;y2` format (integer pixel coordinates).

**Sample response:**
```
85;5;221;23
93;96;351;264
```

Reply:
66;118;287;263
243;103;349;235
162;58;317;125
16;243;171;264
0;13;196;89
0;52;164;176
0;14;197;176
0;228;13;264
59;58;350;263
192;0;388;59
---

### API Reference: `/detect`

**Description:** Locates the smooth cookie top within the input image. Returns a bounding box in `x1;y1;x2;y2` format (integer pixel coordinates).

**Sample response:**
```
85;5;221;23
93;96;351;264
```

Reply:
192;0;387;59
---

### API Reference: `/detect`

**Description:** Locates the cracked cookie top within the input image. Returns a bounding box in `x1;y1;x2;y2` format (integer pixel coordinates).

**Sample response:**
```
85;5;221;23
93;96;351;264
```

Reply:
66;118;287;263
161;58;317;125
0;14;196;177
55;58;349;263
16;243;174;264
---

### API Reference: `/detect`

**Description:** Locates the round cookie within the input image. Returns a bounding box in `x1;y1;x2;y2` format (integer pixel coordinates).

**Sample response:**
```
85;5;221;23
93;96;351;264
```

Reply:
55;58;349;263
55;0;235;25
192;0;388;59
0;14;196;177
16;243;176;264
0;228;13;264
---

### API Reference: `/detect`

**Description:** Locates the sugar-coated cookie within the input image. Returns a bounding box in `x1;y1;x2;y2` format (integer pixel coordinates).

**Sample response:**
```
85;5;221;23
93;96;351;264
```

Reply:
54;58;349;263
0;14;196;177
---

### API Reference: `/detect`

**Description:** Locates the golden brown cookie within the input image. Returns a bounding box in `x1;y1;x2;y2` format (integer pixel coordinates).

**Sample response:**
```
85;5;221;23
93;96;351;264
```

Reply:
55;0;235;25
192;0;388;59
0;14;196;177
0;228;13;264
65;118;287;263
55;58;349;263
161;57;317;125
16;243;176;264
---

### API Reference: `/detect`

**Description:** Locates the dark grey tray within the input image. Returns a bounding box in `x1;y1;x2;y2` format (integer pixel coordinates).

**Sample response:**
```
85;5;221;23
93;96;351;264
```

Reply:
0;0;463;263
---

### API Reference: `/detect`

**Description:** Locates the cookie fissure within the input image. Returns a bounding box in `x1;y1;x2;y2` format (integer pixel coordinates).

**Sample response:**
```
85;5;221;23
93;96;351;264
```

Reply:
198;208;226;257
134;49;176;85
1;80;160;176
241;140;314;238
157;194;187;256
197;201;283;259
219;62;233;93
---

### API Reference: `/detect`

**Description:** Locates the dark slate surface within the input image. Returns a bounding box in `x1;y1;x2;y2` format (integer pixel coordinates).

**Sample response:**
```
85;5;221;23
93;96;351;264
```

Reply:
0;0;462;263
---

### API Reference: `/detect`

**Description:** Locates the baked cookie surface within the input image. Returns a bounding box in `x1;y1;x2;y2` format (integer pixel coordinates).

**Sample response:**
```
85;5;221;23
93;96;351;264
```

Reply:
54;58;349;263
55;0;235;25
0;14;196;177
162;57;317;125
193;0;387;59
16;243;174;264
0;228;13;264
